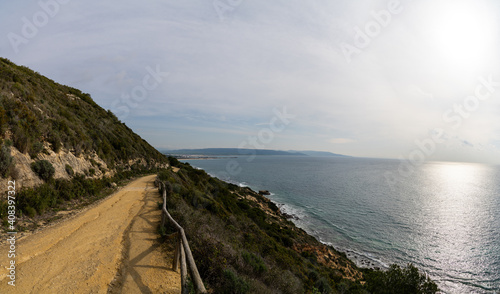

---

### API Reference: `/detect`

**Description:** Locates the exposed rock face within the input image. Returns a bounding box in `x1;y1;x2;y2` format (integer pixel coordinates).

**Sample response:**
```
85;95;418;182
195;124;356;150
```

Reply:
0;59;171;193
258;190;271;195
1;143;169;192
282;212;300;220
9;148;43;189
293;243;363;281
38;149;110;180
6;146;112;190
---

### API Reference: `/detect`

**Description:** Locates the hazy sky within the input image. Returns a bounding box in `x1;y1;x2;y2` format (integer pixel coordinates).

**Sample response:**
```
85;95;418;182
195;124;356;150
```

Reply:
1;0;500;163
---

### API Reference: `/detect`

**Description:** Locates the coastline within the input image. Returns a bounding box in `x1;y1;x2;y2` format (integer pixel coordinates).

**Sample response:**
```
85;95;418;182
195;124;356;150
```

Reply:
184;161;382;272
257;188;385;271
169;155;237;160
232;184;364;281
181;157;500;293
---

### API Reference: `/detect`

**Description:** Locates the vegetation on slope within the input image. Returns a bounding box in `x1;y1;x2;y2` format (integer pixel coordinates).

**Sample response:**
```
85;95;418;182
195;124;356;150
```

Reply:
0;162;174;231
0;58;438;293
0;57;166;166
157;161;439;293
0;57;169;230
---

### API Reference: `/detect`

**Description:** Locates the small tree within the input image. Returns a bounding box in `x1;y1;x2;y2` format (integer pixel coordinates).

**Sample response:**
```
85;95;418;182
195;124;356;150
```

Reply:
0;144;13;177
168;156;180;167
31;160;55;181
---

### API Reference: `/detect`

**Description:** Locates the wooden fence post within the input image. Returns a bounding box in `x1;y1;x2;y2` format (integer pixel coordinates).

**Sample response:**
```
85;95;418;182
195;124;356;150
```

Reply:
180;239;188;294
173;232;180;271
157;178;207;293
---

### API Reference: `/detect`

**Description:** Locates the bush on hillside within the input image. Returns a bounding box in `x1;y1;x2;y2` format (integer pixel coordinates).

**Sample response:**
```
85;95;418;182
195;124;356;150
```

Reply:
0;144;13;177
4;166;161;218
31;160;55;181
364;263;439;294
29;141;44;159
65;164;74;176
168;156;180;167
0;57;168;168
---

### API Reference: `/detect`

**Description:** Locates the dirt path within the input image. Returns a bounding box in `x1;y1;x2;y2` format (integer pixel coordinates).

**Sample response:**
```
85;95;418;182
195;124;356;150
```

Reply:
0;175;180;293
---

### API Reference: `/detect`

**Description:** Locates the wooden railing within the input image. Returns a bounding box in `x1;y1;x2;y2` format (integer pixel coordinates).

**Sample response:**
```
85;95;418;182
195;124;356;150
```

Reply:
156;180;207;294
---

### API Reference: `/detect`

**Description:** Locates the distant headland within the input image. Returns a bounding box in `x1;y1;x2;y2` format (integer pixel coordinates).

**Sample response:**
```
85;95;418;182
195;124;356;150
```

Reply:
161;148;350;158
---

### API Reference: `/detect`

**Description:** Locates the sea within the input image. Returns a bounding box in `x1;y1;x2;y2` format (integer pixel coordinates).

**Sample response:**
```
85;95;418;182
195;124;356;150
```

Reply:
182;156;500;294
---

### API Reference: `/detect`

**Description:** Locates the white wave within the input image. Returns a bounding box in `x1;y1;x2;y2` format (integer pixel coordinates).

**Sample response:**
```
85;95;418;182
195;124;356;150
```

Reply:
318;239;389;270
279;203;306;220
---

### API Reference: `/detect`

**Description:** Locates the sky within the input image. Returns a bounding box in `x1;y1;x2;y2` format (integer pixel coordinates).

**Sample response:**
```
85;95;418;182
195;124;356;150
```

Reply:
1;0;500;163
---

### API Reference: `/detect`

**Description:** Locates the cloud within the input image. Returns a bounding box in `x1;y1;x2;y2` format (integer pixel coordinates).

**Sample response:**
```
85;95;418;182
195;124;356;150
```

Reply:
1;0;500;162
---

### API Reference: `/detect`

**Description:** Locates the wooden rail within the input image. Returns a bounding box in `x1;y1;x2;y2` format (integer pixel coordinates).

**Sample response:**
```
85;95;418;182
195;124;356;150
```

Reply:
156;180;207;294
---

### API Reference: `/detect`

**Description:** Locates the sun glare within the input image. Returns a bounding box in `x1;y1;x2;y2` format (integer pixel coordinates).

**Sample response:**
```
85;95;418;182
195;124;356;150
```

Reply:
428;1;497;70
428;161;487;196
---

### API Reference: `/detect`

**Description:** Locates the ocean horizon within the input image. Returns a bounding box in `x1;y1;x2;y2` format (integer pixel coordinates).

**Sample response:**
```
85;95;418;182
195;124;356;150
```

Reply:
183;155;500;294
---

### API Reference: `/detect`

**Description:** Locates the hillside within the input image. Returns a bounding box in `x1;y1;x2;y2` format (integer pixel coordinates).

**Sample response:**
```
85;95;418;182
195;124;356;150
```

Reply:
156;162;438;293
0;57;167;188
164;148;350;158
0;59;438;293
292;150;350;157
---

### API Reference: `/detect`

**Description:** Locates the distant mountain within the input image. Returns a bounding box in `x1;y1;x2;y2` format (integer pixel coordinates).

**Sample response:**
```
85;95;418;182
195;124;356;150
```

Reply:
163;148;306;156
163;148;350;157
291;150;350;157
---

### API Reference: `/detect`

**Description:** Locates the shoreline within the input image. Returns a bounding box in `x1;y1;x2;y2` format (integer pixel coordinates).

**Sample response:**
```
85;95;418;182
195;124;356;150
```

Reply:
185;162;385;271
170;155;237;160
276;199;387;271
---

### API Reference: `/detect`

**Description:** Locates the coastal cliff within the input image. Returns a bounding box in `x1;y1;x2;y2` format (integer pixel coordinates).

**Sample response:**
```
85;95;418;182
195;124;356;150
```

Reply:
0;59;437;293
156;161;438;293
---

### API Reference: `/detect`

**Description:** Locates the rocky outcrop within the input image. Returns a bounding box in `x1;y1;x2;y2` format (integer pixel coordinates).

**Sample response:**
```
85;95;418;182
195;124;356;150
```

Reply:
6;145;112;190
8;148;43;189
38;148;111;180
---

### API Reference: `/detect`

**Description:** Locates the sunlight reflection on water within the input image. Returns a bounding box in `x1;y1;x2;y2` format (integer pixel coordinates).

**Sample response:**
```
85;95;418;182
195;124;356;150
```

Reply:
421;162;496;293
184;157;500;293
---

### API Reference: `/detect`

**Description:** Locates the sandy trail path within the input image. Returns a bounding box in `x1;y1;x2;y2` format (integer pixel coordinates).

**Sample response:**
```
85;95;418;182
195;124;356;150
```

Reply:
0;175;180;293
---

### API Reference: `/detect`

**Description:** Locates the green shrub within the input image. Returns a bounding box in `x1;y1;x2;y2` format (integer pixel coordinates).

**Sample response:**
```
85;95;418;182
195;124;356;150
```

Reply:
0;144;13;177
13;128;30;153
168;156;180;167
157;169;169;182
29;141;44;158
242;251;267;275
31;160;55;181
65;164;74;176
365;264;439;294
222;269;250;294
9;166;162;218
314;277;332;294
25;206;37;218
47;132;61;152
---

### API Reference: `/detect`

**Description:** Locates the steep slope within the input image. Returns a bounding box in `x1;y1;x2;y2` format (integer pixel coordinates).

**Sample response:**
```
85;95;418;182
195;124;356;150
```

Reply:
155;162;438;293
0;57;167;188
